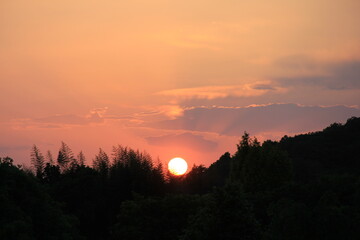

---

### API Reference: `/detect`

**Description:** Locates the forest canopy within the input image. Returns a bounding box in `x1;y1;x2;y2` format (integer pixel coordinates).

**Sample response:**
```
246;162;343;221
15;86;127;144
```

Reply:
1;117;360;240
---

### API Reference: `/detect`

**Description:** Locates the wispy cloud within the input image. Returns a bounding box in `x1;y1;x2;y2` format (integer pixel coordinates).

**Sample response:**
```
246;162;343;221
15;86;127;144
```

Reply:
157;81;286;100
136;105;185;120
11;108;107;129
35;110;105;126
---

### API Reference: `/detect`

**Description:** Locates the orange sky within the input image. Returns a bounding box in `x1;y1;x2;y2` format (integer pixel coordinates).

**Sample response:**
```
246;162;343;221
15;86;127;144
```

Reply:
1;0;360;168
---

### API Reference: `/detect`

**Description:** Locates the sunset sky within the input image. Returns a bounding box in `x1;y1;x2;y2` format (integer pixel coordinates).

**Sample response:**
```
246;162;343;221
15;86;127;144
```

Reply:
1;0;360;168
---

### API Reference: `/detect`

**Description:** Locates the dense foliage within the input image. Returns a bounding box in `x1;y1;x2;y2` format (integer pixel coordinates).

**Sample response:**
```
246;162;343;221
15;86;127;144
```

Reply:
0;157;81;240
1;117;360;239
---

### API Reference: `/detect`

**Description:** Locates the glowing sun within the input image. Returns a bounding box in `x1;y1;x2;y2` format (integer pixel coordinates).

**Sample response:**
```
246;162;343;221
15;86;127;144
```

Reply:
168;157;188;175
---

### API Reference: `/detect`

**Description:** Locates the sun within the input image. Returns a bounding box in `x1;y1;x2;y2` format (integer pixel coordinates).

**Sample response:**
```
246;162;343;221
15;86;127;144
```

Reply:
168;157;188;176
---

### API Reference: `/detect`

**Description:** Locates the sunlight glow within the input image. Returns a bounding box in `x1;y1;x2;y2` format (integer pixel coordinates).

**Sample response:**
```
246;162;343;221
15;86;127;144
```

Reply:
168;157;188;175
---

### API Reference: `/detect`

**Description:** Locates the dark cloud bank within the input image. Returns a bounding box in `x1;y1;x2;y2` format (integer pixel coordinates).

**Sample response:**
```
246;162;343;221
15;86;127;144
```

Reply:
276;58;360;90
150;103;360;136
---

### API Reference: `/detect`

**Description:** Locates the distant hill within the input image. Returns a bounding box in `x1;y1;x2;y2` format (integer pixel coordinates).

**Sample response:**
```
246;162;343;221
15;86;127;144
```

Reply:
202;117;360;188
279;117;360;182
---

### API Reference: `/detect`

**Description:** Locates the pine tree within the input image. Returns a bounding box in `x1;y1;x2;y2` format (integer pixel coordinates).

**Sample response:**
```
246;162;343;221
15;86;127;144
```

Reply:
77;151;86;166
112;145;129;166
30;145;45;179
93;148;110;175
46;150;54;165
231;132;260;181
57;142;74;172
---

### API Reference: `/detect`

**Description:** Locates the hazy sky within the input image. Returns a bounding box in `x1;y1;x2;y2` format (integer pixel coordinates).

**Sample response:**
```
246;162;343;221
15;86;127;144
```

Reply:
1;0;360;167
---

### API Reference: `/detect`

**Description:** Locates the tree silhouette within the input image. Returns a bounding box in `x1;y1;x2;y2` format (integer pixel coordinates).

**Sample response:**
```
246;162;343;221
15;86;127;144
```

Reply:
43;162;61;183
30;144;45;179
242;141;292;192
230;132;260;181
77;151;86;166
230;133;292;192
205;152;231;190
0;157;81;239
93;148;110;176
181;183;260;240
111;195;204;240
183;164;207;194
45;150;54;165
57;141;75;172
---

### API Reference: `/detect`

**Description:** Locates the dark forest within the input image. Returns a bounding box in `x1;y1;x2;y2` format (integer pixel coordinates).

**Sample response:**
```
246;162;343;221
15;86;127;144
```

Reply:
1;117;360;240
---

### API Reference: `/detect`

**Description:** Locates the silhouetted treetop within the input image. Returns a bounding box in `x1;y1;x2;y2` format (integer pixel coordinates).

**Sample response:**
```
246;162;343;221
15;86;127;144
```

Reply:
30;144;45;179
57;141;75;172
